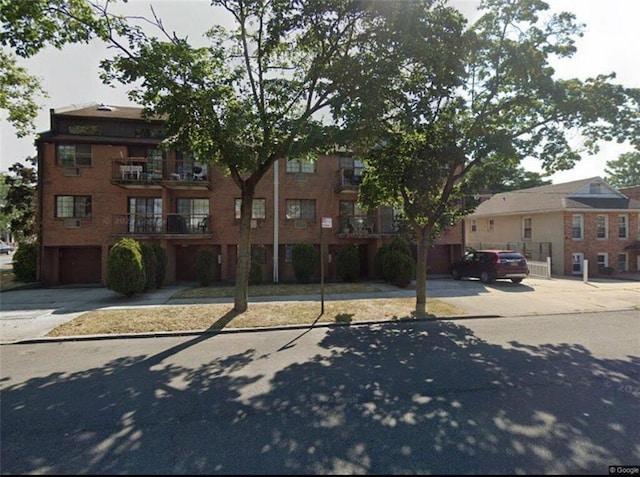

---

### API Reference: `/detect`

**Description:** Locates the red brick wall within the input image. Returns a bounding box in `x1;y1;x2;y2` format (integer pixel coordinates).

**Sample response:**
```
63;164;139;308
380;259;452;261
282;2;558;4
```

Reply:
38;137;464;284
563;212;640;275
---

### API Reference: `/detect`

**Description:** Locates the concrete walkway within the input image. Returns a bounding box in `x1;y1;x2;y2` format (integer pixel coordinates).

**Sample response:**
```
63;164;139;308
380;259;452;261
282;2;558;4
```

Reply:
1;276;638;344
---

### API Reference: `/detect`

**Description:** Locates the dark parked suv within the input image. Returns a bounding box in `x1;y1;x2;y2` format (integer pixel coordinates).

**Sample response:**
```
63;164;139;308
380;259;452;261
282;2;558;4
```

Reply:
451;250;529;284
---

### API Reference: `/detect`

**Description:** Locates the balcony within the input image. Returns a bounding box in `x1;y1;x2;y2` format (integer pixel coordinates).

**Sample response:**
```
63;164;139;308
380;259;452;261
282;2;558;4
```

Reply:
337;215;398;238
112;213;213;238
335;167;364;193
111;158;212;190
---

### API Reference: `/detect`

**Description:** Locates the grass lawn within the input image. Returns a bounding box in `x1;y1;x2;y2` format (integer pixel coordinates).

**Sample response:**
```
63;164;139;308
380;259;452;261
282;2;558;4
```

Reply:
47;282;467;337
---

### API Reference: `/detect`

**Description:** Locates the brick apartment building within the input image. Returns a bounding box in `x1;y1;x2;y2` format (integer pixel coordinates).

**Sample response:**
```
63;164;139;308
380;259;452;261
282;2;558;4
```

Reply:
35;103;464;286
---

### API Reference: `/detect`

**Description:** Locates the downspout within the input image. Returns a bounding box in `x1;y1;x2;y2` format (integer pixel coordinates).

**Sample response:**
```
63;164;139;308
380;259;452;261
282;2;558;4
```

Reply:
273;159;279;283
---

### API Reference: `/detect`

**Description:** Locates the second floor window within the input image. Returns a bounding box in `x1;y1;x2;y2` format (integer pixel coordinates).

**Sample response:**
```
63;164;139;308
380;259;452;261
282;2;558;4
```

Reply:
286;158;316;173
57;144;92;166
522;217;532;239
571;214;583;240
235;198;266;219
618;214;628;239
596;215;608;239
286;199;316;220
55;195;91;218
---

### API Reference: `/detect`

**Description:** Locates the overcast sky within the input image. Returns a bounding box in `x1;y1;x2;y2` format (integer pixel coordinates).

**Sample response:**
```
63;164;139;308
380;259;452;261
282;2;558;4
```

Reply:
1;0;638;184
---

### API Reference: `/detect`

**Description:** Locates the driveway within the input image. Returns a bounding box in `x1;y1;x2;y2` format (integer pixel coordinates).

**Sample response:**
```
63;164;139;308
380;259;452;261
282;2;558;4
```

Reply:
1;275;638;344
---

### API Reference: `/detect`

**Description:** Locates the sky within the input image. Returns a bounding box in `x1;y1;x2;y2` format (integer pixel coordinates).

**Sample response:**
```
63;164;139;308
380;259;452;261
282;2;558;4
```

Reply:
1;0;639;184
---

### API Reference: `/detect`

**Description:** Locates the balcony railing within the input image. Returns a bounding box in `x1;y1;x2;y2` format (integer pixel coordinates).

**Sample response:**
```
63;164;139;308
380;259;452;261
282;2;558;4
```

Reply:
111;158;211;188
337;215;398;237
112;213;212;236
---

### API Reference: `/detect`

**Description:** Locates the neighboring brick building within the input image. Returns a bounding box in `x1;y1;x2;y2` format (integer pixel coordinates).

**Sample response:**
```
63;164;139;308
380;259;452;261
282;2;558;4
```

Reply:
35;103;464;286
466;177;640;277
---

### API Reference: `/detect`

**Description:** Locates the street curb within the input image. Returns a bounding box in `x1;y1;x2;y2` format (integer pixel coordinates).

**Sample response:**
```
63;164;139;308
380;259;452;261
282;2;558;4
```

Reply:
2;313;503;345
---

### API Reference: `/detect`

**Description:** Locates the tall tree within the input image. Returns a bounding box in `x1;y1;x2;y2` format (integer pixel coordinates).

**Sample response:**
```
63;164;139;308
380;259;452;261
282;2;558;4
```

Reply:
1;157;37;242
0;0;110;136
605;151;640;188
96;0;386;312
338;0;640;315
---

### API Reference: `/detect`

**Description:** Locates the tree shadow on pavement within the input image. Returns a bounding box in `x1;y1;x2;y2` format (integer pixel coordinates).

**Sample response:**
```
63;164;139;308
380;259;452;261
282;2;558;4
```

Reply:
1;319;638;474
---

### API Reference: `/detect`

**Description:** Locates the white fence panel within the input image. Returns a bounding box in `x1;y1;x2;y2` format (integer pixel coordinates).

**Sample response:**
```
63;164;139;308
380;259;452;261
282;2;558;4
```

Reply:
528;257;551;279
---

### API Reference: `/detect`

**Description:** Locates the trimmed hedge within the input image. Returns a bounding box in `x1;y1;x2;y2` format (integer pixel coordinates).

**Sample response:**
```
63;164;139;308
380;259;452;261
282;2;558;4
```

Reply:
12;241;38;283
107;238;146;297
140;242;158;291
151;243;168;288
336;245;360;282
196;248;216;286
292;243;319;284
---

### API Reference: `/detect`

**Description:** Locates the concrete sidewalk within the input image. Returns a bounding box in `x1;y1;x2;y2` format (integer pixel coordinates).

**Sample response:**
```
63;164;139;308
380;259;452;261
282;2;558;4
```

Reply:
1;276;638;344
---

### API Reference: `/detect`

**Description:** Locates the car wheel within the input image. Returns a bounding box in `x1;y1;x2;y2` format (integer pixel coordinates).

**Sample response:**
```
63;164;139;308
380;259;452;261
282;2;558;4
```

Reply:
511;278;523;284
452;268;461;280
480;271;493;284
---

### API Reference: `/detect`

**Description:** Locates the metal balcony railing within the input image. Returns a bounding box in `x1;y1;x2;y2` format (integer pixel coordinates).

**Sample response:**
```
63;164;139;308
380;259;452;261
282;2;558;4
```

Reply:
112;213;212;236
111;158;210;186
337;215;398;237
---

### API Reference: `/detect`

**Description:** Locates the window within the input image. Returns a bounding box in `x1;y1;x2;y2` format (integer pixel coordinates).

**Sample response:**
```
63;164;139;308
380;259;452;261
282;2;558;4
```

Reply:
597;253;608;270
285;244;294;263
596;215;608;239
128;197;162;233
618;253;628;272
285;199;316;220
55;196;91;218
286;158;316;173
471;219;477;233
571;214;584;240
487;218;495;231
589;182;603;194
339;156;365;185
235;198;266;219
177;198;209;232
57;144;92;166
522;217;532;239
618;214;628;239
68;124;101;136
339;200;366;217
128;146;163;178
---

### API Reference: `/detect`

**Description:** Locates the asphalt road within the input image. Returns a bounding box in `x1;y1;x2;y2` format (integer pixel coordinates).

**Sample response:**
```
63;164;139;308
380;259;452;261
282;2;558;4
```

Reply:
1;310;638;474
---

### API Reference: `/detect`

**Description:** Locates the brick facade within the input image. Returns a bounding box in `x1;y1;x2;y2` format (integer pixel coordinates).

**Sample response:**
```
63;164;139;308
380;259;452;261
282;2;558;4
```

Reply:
36;104;463;286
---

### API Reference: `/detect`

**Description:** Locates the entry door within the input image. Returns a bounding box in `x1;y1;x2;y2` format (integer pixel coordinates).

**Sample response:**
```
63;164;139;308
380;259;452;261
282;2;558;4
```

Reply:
571;253;584;275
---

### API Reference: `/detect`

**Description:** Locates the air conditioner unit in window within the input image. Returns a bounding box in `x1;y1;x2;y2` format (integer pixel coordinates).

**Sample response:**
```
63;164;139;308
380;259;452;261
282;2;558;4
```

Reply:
294;173;307;182
294;219;307;229
63;219;81;228
63;167;81;177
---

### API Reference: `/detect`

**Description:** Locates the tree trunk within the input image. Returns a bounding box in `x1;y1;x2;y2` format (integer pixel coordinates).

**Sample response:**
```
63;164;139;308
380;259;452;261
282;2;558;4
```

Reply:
234;186;255;312
415;226;430;318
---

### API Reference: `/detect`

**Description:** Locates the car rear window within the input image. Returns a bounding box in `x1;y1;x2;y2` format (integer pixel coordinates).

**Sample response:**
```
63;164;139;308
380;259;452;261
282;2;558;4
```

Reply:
498;252;525;260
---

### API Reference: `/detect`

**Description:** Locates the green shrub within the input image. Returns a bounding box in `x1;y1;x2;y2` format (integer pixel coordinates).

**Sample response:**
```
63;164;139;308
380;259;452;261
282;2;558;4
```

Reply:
196;248;216;286
376;238;414;286
336;245;360;282
140;242;158;291
382;249;415;288
249;260;263;285
373;243;390;280
292;243;319;284
107;238;146;297
151;243;168;288
12;241;38;283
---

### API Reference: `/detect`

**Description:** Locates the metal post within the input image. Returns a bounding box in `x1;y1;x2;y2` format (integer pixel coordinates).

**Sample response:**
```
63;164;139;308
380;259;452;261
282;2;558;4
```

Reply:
320;226;325;315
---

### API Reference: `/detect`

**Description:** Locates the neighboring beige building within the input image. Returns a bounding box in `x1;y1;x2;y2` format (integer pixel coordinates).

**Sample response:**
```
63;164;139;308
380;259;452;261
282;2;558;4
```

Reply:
466;177;640;277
